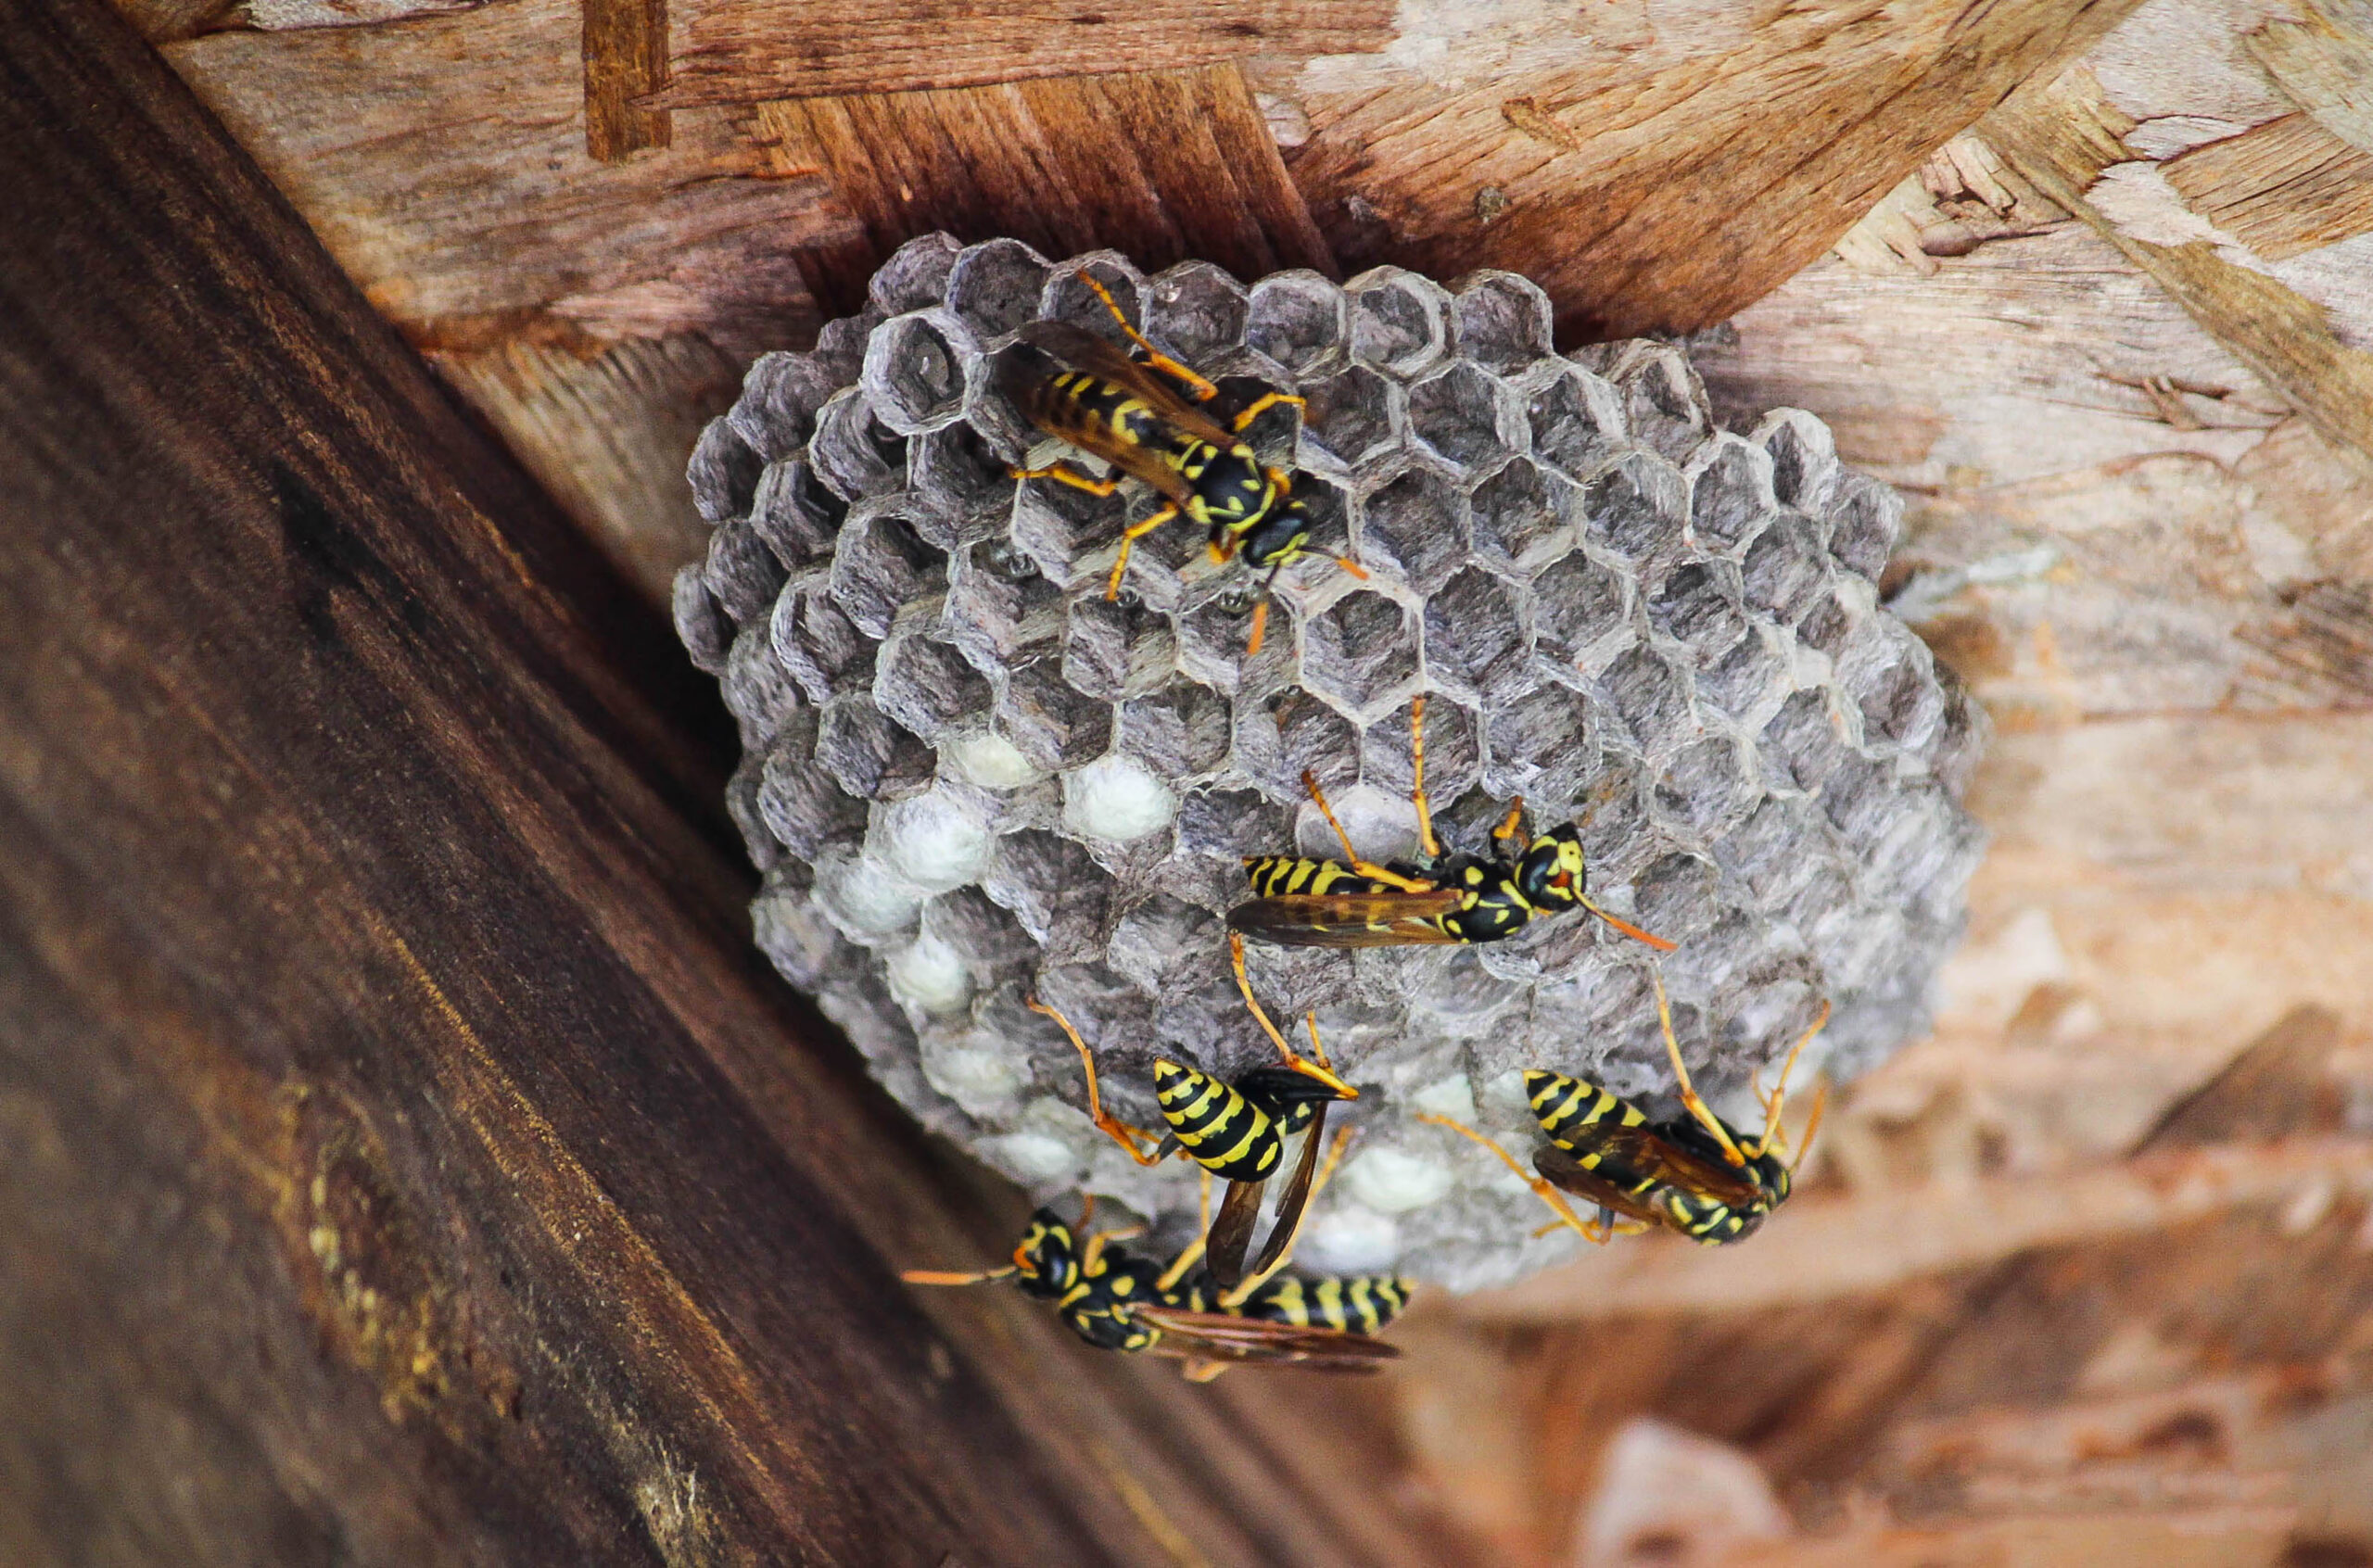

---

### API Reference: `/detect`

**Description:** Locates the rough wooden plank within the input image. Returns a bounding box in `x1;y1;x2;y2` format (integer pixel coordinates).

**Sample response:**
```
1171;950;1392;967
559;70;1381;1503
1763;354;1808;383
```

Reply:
0;2;1432;1561
584;0;669;160
1985;65;2373;471
2248;9;2373;156
163;0;854;349
1276;0;2148;341
2138;1005;2347;1148
430;336;743;605
2162;112;2373;260
768;63;1336;320
647;0;1394;110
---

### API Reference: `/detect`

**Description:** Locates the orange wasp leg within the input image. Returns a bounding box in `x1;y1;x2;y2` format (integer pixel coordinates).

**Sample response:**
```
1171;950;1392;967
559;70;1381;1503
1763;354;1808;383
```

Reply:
1029;995;1166;1166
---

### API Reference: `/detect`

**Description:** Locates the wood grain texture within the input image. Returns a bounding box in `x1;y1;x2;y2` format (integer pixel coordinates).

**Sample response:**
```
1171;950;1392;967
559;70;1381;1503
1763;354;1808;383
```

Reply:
584;0;669;160
1280;0;2149;342
2163;112;2373;259
2248;9;2373;156
0;2;1437;1561
432;336;742;604
1388;1005;2373;1564
648;0;1392;109
771;63;1337;321
1986;65;2373;471
164;0;853;350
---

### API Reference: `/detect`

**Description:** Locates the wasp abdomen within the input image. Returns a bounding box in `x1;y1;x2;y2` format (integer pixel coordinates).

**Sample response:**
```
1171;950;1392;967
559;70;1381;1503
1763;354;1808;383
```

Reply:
1153;1060;1285;1182
1242;1274;1412;1335
1242;855;1394;900
1523;1071;1648;1154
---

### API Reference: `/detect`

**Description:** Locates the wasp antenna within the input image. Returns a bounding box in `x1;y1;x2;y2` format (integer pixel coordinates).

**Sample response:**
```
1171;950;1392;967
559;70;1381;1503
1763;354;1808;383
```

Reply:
902;1266;1020;1287
1332;553;1369;581
1245;599;1270;657
1577;894;1678;952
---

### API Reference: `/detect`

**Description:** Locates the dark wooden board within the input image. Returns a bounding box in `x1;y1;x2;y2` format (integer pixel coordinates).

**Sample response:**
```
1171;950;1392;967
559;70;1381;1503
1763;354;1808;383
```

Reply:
0;2;1428;1562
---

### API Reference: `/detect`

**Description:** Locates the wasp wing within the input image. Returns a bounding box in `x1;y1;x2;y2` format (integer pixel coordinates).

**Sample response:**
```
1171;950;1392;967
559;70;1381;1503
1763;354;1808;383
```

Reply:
1551;1122;1765;1208
997;340;1198;507
1203;1177;1267;1294
1225;890;1469;947
1134;1306;1400;1371
1247;1100;1328;1282
1015;322;1242;451
1531;1145;1679;1229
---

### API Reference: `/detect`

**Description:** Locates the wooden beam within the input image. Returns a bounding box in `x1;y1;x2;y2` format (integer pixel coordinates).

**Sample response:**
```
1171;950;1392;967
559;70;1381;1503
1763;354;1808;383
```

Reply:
0;1;1426;1560
584;0;670;160
164;0;855;348
768;63;1337;320
1284;0;2150;342
645;0;1393;110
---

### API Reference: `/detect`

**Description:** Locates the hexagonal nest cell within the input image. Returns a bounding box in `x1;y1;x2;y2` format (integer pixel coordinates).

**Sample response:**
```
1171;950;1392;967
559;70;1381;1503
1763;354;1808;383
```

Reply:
678;234;1987;1294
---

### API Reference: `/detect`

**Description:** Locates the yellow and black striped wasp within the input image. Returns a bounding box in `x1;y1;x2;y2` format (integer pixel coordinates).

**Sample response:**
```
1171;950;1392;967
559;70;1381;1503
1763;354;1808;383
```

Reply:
1032;931;1355;1296
1227;695;1677;952
901;1198;1408;1380
1421;967;1829;1246
996;272;1364;653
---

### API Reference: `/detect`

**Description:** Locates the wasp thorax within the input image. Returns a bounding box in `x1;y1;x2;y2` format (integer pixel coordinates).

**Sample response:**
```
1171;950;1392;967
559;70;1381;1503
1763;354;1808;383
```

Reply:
685;234;1987;1294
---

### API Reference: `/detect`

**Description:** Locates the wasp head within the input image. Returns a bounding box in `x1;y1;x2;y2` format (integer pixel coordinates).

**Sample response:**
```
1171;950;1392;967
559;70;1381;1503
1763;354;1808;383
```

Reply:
1009;1209;1080;1298
1515;823;1587;909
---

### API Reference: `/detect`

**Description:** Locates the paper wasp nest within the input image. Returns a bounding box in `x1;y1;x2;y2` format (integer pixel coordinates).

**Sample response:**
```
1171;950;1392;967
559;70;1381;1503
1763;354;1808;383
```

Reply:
678;234;1986;1293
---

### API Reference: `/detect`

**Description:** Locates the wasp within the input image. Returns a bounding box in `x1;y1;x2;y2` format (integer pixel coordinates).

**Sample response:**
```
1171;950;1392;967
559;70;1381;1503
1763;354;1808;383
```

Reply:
1031;932;1354;1296
1226;695;1677;952
996;271;1364;653
902;1197;1407;1379
1421;968;1829;1246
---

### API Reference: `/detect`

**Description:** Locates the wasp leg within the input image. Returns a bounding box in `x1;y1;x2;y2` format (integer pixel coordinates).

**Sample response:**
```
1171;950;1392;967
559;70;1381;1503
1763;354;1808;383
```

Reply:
1416;1114;1614;1244
1178;1357;1231;1383
1080;1221;1147;1273
1650;967;1751;1168
1531;1213;1652;1240
1490;795;1529;858
1031;996;1166;1166
1408;694;1443;860
1745;1000;1833;1160
1156;1174;1214;1293
1300;769;1438;893
1229;932;1357;1098
1105;501;1182;601
1228;390;1308;431
1073;271;1221;401
1787;1080;1832;1177
1244;561;1288;659
1010;461;1121;496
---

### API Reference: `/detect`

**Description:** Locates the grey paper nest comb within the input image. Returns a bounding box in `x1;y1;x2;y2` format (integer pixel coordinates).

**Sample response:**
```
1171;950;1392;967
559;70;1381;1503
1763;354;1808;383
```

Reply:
676;234;1986;1293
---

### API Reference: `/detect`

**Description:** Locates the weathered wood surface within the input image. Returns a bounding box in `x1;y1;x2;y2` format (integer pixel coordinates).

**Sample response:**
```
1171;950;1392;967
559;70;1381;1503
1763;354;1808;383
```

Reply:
1274;0;2149;341
1390;1008;2373;1565
770;63;1339;321
648;0;1396;109
0;3;1449;1562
